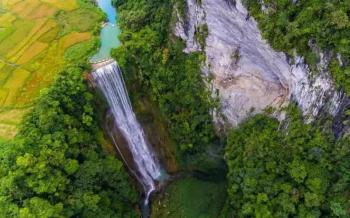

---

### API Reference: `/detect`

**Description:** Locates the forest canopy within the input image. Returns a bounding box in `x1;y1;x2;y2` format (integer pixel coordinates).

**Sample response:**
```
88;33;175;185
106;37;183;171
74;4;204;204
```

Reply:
0;67;139;218
2;0;350;217
113;0;217;156
224;107;350;217
244;0;350;93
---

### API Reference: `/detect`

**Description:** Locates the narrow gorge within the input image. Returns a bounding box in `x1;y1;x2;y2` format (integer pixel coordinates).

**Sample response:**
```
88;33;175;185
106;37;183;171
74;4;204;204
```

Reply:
0;0;349;217
92;0;350;216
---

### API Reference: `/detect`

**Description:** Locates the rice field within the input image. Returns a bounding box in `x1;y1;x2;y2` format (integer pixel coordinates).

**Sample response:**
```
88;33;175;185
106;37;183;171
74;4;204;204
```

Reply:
0;0;102;139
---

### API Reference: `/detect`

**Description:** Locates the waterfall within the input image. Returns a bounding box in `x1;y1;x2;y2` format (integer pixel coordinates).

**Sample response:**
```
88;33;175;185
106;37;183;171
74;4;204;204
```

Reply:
92;61;162;205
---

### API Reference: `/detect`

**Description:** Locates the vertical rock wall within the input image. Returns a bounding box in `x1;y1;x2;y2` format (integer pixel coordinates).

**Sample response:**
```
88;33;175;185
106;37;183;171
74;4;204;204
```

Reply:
175;0;343;126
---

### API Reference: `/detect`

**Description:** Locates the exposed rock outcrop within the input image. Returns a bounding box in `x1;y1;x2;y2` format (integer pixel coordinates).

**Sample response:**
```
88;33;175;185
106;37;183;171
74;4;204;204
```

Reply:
175;0;343;127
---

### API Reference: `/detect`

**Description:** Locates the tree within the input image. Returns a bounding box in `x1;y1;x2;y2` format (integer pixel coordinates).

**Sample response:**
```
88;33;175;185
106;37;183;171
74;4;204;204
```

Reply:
224;107;350;217
244;0;350;93
0;67;139;218
113;0;217;156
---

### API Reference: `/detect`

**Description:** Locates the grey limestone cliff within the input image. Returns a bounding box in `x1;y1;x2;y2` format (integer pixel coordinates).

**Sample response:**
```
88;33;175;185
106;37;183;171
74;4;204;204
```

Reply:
175;0;344;127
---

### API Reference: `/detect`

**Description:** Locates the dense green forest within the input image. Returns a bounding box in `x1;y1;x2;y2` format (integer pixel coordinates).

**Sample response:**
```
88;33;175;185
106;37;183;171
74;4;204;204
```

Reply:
231;2;350;214
1;0;350;217
244;0;350;93
113;0;350;217
0;0;221;217
0;0;139;217
223;107;350;217
113;0;217;156
112;0;228;216
0;67;138;217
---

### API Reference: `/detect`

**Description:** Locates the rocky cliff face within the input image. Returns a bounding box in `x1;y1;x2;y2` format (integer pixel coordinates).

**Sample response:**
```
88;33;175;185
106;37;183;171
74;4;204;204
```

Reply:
175;0;345;127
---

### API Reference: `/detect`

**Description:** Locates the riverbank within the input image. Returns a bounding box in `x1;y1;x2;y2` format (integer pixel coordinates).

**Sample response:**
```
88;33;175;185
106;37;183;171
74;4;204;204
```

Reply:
90;0;120;63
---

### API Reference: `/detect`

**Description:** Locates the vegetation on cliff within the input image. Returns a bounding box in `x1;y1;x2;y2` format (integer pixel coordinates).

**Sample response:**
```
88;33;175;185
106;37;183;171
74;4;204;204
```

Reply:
2;0;347;217
233;2;350;214
113;0;217;156
112;0;227;216
244;0;350;93
224;106;350;217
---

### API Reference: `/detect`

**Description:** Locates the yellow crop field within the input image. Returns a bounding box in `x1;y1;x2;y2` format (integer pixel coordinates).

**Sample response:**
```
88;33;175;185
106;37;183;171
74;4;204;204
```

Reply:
0;89;8;106
2;0;22;7
38;25;59;42
11;0;41;18
0;27;15;44
61;31;91;49
0;65;13;86
0;13;16;27
17;41;48;64
8;19;57;62
0;0;102;139
1;68;30;107
0;20;34;56
6;18;49;59
41;0;78;11
0;108;29;124
27;3;57;19
0;123;17;139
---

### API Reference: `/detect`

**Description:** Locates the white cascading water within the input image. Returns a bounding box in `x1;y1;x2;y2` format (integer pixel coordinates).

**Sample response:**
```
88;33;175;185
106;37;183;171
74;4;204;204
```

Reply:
92;61;161;205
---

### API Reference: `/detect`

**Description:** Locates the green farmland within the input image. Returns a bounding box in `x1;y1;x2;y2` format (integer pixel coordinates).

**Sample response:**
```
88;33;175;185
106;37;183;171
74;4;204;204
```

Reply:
0;0;102;139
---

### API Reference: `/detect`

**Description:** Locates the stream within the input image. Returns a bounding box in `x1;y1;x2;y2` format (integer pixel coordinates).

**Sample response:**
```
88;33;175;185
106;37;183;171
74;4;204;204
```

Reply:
90;0;120;63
